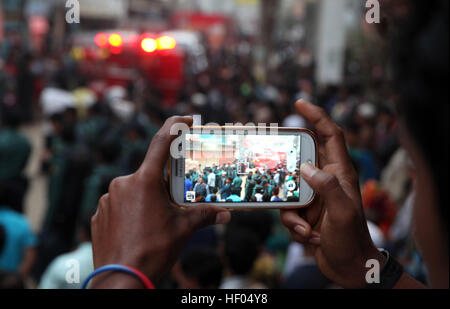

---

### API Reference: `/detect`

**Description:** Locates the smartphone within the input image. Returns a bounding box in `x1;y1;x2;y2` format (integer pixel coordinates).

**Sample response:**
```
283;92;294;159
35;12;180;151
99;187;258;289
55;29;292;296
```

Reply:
169;126;317;209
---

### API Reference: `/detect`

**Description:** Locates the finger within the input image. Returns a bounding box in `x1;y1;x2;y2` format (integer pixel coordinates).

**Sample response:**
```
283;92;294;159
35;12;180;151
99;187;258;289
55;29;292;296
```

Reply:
309;237;321;246
319;149;327;168
280;210;313;238
185;205;231;231
300;163;350;215
288;230;314;245
140;116;193;177
295;100;353;170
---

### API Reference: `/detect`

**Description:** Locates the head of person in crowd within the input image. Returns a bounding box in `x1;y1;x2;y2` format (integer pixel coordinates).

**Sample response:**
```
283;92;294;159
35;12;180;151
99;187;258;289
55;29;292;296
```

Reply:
227;211;274;247
339;110;361;149
385;0;449;287
272;187;280;197
63;107;78;127
173;247;223;289
185;173;191;180
1;108;21;129
49;112;64;136
223;226;260;279
124;121;147;143
96;137;121;166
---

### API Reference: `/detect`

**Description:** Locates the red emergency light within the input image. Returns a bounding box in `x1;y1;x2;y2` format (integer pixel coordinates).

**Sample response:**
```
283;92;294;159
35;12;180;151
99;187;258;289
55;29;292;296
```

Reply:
140;35;176;53
94;33;108;48
108;33;123;47
157;36;177;50
140;35;157;53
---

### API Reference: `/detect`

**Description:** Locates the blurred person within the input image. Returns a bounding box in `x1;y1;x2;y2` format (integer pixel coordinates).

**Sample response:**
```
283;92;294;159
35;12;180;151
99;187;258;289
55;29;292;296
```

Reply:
38;217;93;289
120;121;149;174
0;109;31;213
340;112;379;184
0;225;25;289
231;174;243;196
172;247;223;289
33;119;92;281
270;187;283;202
205;187;218;203
80;137;122;220
225;188;242;203
207;168;216;193
254;187;265;202
218;171;227;189
0;181;37;277
283;243;333;289
362;180;397;236
185;173;193;200
193;177;209;199
220;227;266;289
375;104;399;167
16;52;34;123
380;148;411;207
219;178;232;201
244;172;255;202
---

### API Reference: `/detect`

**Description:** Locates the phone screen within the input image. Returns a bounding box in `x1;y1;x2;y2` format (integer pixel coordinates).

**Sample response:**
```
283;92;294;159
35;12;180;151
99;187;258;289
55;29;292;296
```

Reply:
184;133;301;203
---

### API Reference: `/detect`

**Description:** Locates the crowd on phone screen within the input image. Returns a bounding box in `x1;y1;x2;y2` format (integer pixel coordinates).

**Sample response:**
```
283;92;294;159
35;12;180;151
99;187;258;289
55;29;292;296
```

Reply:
185;162;299;203
0;11;436;289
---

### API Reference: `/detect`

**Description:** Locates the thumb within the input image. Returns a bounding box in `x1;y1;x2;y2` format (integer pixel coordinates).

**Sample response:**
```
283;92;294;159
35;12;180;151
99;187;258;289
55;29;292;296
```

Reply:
300;163;349;213
186;205;231;230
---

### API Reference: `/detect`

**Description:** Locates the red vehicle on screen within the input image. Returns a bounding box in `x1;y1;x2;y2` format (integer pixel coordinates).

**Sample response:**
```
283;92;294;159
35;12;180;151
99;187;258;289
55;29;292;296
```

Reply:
252;152;287;170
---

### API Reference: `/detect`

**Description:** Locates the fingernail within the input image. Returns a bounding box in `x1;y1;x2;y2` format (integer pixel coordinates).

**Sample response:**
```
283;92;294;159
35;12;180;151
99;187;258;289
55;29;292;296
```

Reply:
294;225;307;237
300;163;317;178
215;212;231;225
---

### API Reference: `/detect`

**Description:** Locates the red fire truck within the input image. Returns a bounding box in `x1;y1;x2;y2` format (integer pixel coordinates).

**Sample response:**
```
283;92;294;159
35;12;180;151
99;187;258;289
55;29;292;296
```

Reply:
70;29;207;107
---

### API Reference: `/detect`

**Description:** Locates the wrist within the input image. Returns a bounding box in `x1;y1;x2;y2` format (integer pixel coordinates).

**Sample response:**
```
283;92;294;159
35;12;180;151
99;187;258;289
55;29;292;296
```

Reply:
90;271;144;289
338;247;387;289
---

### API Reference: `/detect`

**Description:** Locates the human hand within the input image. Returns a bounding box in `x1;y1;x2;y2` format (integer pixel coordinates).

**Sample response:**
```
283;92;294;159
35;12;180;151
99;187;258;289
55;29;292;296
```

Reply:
280;100;385;288
90;116;231;288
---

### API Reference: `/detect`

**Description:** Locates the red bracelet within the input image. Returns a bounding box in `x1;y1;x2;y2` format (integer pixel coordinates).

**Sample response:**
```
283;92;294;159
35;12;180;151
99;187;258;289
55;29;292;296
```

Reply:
124;265;155;289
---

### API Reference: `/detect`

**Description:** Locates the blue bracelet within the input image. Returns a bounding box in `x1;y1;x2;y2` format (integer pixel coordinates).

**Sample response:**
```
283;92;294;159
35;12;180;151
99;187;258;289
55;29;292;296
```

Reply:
81;264;148;289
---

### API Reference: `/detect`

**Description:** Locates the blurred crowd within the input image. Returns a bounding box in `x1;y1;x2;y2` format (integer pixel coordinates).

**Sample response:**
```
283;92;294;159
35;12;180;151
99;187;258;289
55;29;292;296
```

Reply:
0;27;426;289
